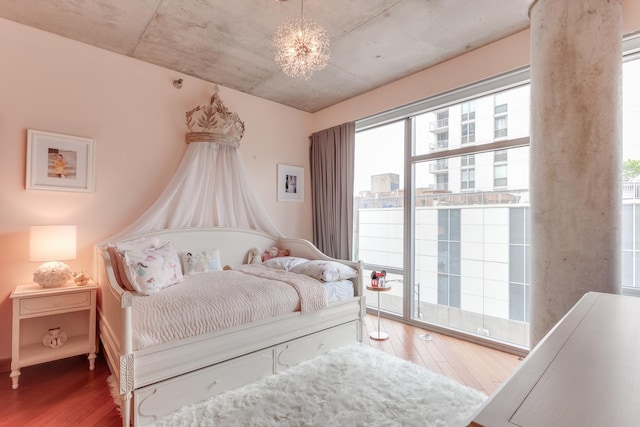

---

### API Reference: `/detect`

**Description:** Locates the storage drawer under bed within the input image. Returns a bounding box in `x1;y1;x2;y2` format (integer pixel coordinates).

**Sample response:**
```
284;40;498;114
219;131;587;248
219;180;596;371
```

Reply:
133;348;274;425
131;321;359;425
275;320;358;371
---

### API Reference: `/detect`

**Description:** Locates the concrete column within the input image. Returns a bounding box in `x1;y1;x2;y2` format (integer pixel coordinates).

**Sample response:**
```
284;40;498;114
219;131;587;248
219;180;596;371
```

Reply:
529;0;622;347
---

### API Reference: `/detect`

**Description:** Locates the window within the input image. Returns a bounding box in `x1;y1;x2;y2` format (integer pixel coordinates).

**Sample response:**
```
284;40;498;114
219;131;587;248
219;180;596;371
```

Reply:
494;94;508;139
433;131;449;151
509;207;530;321
462;101;476;121
438;209;461;308
494;116;508;138
494;164;508;187
462;122;476;145
494;150;508;188
436;110;449;128
436;172;449;191
622;55;640;294
461;101;476;144
355;68;531;350
461;155;475;190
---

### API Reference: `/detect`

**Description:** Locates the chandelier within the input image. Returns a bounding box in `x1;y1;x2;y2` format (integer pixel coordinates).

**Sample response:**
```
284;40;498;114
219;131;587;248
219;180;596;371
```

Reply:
273;0;330;79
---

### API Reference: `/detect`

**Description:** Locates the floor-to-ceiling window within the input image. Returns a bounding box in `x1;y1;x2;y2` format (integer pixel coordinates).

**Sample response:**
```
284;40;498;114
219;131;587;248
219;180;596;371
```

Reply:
354;121;405;316
622;53;640;295
355;69;532;350
354;38;640;351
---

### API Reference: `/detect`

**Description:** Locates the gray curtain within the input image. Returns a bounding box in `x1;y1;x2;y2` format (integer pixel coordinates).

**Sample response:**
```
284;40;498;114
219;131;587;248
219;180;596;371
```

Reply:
309;122;355;260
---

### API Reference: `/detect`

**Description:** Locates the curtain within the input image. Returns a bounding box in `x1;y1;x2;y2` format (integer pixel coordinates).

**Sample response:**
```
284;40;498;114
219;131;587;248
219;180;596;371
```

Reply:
309;122;355;260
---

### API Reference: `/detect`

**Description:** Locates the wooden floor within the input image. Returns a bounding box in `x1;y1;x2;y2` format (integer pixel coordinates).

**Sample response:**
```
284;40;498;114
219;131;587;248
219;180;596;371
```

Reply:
1;315;521;426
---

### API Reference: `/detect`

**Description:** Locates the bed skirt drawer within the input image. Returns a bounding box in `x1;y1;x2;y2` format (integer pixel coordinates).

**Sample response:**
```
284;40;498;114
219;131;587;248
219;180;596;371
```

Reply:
133;348;274;425
275;321;358;372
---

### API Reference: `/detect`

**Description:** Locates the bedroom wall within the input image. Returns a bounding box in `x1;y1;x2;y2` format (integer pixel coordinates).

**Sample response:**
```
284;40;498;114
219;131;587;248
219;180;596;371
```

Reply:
0;18;312;361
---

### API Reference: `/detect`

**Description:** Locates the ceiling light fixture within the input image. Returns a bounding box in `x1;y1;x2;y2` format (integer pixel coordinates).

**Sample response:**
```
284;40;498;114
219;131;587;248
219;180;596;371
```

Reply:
273;0;330;80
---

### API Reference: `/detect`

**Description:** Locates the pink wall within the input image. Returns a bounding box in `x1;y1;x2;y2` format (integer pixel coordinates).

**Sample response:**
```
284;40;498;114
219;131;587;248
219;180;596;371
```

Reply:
0;18;312;360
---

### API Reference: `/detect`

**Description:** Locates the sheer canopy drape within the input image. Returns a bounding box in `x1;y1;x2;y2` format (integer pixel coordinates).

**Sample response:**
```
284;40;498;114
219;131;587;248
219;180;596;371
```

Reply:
114;138;282;239
309;122;355;260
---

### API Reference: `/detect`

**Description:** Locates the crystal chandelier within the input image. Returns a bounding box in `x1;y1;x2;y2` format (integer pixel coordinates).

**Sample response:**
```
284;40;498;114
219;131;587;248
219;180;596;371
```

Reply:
273;0;330;79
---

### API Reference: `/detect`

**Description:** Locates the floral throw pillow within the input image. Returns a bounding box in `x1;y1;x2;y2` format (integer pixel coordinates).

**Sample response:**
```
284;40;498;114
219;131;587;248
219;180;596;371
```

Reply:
122;240;183;295
182;249;222;275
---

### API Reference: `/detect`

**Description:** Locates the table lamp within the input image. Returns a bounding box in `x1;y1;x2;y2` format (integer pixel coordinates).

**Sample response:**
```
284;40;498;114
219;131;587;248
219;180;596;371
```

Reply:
29;225;77;288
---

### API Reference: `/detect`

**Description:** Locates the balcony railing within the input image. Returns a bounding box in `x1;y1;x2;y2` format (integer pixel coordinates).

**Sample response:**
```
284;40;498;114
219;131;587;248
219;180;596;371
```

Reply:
357;189;530;209
623;181;640;199
429;118;449;131
429;140;449;151
428;162;448;172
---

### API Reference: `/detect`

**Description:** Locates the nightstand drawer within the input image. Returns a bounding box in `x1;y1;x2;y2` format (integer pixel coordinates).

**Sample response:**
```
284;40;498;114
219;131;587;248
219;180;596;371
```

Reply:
20;291;91;315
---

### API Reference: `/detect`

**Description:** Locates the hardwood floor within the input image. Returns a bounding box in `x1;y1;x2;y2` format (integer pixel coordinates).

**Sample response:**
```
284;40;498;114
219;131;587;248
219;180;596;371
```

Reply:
1;315;521;426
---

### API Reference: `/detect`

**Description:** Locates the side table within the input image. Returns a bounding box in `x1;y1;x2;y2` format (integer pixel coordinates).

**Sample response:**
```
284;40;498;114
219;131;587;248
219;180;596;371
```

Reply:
10;281;97;389
367;285;392;340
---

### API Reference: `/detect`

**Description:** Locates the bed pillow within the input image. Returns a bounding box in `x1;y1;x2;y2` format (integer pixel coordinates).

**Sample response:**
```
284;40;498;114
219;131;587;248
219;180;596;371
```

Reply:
290;260;358;282
181;249;222;275
110;237;161;291
106;246;127;289
122;240;183;295
261;256;309;271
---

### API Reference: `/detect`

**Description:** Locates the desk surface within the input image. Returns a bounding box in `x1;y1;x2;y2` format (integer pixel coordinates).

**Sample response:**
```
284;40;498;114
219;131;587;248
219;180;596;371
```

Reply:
469;291;640;427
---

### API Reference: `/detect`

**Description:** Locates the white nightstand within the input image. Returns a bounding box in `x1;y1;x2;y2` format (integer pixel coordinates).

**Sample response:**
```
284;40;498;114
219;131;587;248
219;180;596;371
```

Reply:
10;281;97;389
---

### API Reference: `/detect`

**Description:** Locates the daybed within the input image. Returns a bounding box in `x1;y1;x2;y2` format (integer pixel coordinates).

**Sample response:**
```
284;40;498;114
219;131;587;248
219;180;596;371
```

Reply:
96;227;365;426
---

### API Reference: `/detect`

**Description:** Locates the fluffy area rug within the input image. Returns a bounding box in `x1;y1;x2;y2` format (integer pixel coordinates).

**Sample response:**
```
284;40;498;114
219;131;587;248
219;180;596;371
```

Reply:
111;344;487;427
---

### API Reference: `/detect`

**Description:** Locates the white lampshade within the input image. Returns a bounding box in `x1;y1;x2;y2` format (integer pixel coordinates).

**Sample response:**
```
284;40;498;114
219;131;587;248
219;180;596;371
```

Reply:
29;225;77;262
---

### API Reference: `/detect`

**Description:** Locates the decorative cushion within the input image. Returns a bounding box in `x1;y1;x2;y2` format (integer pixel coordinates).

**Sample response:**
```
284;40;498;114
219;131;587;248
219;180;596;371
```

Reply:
261;256;309;271
122;240;183;295
182;249;222;275
290;260;358;282
246;247;263;264
110;237;161;291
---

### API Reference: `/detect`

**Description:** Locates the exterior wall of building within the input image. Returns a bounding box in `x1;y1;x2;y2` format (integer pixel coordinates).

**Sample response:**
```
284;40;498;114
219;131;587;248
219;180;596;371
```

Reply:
359;204;531;346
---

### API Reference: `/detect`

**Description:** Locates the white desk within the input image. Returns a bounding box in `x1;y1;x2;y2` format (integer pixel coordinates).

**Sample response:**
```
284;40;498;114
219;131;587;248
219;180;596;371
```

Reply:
469;291;640;427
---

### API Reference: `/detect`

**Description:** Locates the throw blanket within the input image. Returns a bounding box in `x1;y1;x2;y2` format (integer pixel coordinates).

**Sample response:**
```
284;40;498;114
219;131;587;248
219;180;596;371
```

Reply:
232;264;328;313
131;267;328;351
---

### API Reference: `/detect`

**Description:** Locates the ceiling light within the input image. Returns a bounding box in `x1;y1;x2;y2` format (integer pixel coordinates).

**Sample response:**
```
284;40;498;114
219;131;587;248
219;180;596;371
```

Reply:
273;0;330;79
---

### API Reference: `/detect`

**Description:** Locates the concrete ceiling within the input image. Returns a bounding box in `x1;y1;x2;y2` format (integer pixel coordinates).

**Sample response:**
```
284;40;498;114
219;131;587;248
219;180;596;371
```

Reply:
0;0;531;112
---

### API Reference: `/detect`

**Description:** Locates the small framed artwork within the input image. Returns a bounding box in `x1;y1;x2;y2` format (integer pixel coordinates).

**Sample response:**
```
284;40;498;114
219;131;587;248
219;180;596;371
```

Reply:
277;164;304;203
26;130;95;193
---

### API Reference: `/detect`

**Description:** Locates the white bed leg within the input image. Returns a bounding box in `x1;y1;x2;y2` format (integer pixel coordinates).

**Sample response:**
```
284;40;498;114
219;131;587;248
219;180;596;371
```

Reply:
119;353;134;426
121;392;132;427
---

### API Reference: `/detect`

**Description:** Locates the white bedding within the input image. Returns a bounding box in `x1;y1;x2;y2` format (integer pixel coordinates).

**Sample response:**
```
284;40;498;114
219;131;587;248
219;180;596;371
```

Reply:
131;266;332;350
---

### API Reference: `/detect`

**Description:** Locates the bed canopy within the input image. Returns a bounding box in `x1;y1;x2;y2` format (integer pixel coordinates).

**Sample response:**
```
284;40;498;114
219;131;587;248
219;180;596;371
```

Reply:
115;86;282;238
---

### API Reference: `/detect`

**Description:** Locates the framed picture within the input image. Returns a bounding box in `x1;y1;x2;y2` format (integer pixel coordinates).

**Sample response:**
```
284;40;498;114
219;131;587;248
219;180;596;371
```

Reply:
26;130;95;193
277;164;304;202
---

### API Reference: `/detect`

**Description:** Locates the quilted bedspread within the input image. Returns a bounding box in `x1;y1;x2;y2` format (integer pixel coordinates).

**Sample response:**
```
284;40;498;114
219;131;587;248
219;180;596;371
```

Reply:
131;265;328;350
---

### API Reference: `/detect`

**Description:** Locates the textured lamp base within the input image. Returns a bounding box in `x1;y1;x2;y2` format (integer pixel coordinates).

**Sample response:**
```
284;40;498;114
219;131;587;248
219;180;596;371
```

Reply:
33;261;73;288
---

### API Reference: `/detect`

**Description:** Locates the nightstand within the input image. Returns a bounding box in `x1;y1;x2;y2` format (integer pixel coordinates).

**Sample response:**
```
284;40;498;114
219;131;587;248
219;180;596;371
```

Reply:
10;281;97;389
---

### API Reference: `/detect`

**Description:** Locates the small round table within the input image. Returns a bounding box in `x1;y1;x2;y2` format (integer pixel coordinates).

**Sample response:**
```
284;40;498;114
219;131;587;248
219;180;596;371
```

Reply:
367;285;392;340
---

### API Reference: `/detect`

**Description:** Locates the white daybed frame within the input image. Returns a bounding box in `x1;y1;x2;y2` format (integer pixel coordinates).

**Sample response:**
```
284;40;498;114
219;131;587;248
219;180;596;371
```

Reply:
96;227;365;426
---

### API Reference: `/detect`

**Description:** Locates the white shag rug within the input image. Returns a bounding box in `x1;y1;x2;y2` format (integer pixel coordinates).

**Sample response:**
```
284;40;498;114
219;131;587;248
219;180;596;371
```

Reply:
111;344;487;427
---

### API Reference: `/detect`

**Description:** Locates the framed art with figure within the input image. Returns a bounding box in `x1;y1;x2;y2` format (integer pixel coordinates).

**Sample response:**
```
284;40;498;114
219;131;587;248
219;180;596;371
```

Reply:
26;129;95;193
277;164;304;202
